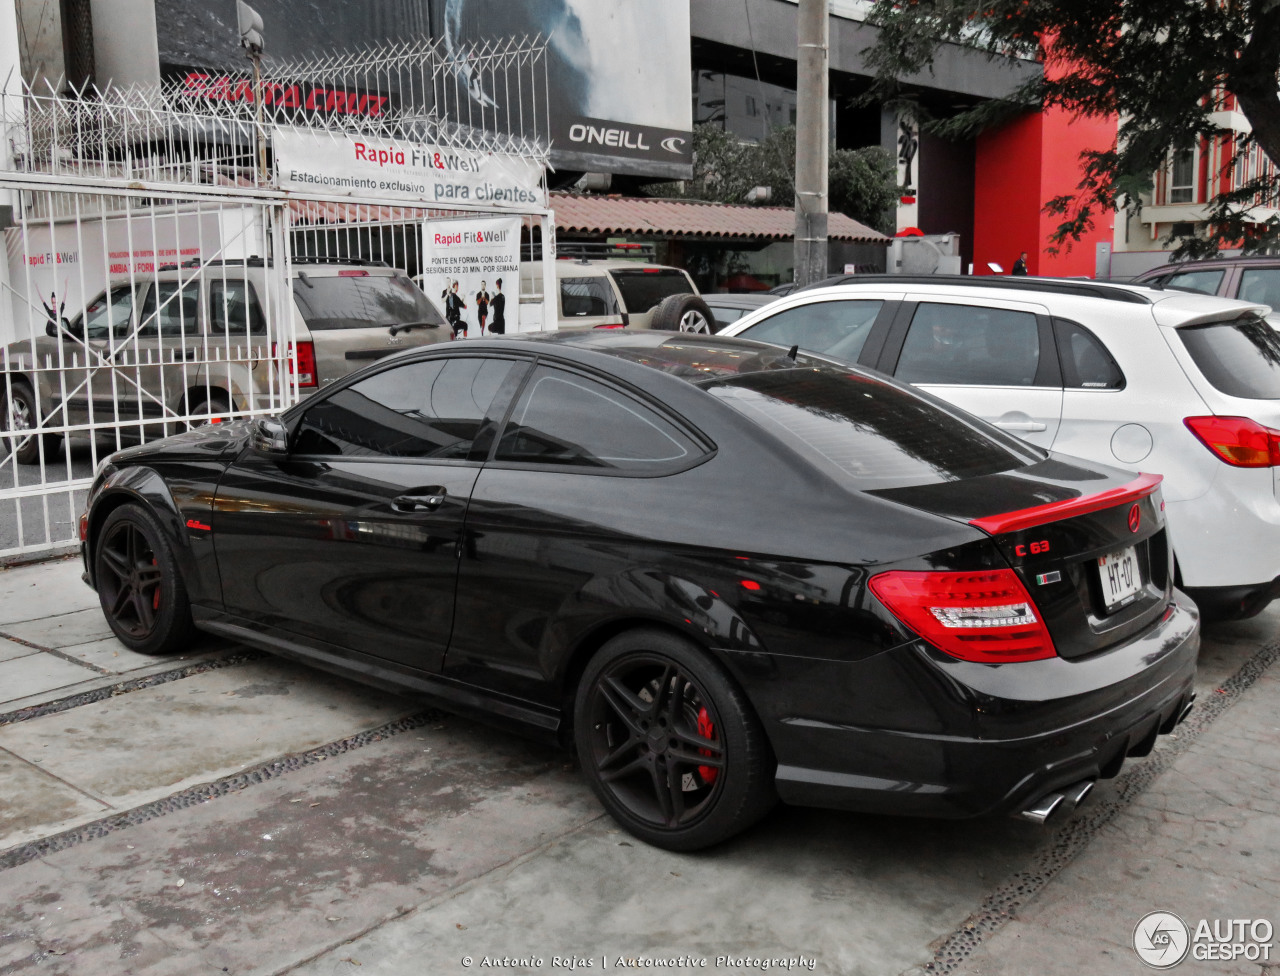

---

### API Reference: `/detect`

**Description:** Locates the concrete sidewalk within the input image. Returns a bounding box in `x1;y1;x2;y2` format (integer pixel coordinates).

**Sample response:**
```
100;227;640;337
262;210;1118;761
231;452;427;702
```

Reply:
0;557;1276;976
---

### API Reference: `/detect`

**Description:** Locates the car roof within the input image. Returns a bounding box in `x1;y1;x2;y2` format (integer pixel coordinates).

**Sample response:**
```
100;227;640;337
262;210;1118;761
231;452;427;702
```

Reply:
730;278;1269;331
1135;255;1280;278
526;259;688;276
705;294;776;307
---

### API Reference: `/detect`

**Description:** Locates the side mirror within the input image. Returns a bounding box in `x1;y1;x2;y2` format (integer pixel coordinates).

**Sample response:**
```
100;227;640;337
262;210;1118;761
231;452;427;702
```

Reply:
250;416;289;456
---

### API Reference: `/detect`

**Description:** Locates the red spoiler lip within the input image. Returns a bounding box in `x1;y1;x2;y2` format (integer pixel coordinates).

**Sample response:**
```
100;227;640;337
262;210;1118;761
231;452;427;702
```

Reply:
968;473;1163;535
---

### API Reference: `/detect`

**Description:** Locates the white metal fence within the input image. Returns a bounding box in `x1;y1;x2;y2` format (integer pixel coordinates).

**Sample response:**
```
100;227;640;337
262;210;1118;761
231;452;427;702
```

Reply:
0;34;552;561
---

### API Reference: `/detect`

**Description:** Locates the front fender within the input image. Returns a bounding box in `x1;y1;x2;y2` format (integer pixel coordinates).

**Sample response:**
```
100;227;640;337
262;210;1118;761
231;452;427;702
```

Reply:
86;465;220;607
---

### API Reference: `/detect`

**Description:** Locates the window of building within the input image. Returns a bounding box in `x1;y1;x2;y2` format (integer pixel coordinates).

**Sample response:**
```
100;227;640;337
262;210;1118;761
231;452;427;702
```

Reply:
1169;148;1196;204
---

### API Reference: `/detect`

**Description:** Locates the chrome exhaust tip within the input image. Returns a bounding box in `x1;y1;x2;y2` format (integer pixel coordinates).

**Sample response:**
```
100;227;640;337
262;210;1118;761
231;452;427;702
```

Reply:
1016;791;1065;824
1061;779;1095;812
1177;694;1196;726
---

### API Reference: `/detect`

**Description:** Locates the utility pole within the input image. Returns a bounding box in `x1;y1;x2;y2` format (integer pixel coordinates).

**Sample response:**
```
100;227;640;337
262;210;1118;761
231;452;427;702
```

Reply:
793;0;829;288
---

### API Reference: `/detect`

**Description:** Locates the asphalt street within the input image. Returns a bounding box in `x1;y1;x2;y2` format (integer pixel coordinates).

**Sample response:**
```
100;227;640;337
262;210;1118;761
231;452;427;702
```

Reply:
0;559;1276;975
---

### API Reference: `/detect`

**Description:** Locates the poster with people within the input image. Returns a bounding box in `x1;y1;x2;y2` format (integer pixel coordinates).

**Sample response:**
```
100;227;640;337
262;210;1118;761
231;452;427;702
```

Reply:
420;217;521;339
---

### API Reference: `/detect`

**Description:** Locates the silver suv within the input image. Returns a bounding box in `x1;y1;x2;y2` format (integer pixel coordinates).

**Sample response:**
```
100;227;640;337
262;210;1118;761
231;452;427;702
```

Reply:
3;259;446;462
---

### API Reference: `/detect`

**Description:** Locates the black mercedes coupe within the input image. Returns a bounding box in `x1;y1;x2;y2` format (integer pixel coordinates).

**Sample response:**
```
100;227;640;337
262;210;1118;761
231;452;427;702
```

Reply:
80;331;1199;850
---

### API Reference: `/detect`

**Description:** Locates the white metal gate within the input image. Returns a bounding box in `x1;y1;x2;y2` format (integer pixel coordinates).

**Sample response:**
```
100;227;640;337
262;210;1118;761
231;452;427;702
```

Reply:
0;35;552;561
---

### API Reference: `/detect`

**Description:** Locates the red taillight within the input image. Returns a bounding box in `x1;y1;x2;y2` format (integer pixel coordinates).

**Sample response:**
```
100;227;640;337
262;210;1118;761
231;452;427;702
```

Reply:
338;269;369;277
868;569;1056;663
78;513;88;542
592;323;627;329
1184;416;1280;467
272;340;318;388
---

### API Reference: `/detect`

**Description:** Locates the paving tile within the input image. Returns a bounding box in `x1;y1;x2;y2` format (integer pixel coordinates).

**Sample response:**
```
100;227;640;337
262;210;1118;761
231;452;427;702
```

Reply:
3;607;114;650
0;657;419;816
0;558;97;626
0;637;35;663
0;747;109;840
0;652;101;707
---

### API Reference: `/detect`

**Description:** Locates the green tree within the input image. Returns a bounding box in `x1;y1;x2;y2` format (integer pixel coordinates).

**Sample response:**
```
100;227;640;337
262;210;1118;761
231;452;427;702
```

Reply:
654;124;900;235
863;0;1280;257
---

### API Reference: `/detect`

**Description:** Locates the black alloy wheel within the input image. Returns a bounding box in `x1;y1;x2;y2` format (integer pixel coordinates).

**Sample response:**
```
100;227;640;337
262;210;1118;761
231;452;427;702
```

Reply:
574;629;775;850
95;503;195;655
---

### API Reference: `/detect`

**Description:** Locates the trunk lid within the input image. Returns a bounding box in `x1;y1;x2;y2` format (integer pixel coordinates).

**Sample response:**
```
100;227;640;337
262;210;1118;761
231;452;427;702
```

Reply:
870;458;1173;659
290;269;447;389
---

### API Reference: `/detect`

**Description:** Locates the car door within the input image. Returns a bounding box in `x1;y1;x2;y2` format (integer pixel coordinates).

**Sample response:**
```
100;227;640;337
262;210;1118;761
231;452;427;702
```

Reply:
212;353;526;672
445;361;707;703
1047;317;1131;463
68;284;138;431
880;296;1063;448
727;294;901;366
120;278;203;435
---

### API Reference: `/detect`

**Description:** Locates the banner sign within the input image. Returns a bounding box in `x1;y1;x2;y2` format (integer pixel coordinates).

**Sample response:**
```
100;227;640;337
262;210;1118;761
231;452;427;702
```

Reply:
273;130;545;210
420;217;522;338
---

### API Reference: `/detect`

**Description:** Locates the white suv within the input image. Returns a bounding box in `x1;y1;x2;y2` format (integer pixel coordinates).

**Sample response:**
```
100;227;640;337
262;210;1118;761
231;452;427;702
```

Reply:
521;257;713;333
720;275;1280;620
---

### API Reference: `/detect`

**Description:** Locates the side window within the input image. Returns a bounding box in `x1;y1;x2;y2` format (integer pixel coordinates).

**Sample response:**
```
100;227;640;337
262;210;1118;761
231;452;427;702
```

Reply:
138;281;201;336
210;279;267;335
1164;269;1224;296
495;366;698;471
293;357;516;459
1238;268;1280;306
737;299;883;362
559;277;619;318
81;287;135;340
895;302;1041;386
1054;319;1125;389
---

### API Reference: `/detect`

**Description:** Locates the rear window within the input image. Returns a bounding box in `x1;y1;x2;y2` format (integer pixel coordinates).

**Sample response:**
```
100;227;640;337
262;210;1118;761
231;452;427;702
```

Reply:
292;273;443;331
609;269;694;314
560;277;619;317
1177;316;1280;399
702;365;1035;490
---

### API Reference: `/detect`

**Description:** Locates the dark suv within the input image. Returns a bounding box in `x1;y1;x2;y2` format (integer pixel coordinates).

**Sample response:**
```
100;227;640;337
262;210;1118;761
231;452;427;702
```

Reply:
1132;256;1280;320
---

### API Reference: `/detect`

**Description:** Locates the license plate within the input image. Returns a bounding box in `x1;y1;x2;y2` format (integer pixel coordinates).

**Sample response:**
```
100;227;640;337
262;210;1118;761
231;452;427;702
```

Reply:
1098;547;1141;611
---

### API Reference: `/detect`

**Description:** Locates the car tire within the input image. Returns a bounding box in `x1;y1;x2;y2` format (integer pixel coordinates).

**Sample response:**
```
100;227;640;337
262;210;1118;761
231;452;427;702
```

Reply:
94;503;196;655
188;393;232;429
649;293;718;334
4;379;62;465
573;628;776;851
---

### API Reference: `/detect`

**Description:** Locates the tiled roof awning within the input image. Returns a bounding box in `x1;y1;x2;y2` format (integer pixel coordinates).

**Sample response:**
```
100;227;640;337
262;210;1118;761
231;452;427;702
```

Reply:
550;192;888;244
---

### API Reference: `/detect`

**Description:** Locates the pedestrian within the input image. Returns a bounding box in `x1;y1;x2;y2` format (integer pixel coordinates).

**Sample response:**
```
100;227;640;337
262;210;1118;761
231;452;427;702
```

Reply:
475;280;490;335
489;278;506;334
446;280;468;339
1011;251;1029;276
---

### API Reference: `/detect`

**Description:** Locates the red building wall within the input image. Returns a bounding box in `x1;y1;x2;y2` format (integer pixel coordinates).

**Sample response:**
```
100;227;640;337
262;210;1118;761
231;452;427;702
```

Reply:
973;102;1117;277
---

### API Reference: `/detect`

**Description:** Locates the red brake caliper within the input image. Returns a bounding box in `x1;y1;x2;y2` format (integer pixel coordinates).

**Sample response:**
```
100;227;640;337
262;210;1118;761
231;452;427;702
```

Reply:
697;707;718;784
152;558;161;610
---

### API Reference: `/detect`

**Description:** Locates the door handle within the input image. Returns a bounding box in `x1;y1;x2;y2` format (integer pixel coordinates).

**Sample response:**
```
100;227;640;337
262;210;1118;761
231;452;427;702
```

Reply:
391;487;448;512
995;420;1047;432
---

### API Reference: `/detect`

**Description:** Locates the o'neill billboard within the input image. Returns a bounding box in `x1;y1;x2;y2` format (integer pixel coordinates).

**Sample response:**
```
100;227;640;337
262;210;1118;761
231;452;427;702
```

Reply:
437;0;694;179
274;130;546;210
150;0;693;181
